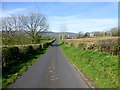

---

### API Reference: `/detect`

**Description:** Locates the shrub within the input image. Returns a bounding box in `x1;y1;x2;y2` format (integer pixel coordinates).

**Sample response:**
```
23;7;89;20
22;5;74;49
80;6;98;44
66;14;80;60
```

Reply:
77;43;86;50
2;39;55;69
63;37;119;56
2;47;20;68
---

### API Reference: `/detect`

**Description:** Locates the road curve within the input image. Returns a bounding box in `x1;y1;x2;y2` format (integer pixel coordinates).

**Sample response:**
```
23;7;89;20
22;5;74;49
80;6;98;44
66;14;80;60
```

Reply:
8;41;89;88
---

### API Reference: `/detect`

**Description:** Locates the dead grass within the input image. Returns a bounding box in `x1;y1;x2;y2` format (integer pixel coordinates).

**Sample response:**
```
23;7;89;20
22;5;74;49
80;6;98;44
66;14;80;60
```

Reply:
64;36;118;43
63;36;119;56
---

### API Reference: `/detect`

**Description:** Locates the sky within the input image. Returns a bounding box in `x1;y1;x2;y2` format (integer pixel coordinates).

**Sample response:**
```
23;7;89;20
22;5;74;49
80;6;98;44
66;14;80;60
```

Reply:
2;2;118;33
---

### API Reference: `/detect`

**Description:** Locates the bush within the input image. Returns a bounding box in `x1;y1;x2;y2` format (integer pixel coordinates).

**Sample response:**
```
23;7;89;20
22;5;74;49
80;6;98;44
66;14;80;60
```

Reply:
2;39;55;69
63;37;119;56
77;43;86;50
2;47;20;68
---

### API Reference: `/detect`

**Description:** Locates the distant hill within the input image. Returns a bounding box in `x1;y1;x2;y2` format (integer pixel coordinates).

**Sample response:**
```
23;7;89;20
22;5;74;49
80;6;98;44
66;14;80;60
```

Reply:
41;31;79;38
2;31;79;38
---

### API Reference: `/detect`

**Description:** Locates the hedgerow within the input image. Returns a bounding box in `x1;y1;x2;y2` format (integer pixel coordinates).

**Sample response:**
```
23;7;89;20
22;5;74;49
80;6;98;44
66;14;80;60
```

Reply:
63;37;119;56
2;39;55;69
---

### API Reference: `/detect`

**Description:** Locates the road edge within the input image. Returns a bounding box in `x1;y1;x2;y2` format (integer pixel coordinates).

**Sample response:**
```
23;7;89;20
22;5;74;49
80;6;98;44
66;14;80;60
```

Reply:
69;61;95;89
59;46;95;89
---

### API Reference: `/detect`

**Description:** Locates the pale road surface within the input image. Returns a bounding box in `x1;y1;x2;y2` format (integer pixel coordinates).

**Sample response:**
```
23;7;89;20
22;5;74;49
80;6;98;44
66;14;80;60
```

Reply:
8;41;90;88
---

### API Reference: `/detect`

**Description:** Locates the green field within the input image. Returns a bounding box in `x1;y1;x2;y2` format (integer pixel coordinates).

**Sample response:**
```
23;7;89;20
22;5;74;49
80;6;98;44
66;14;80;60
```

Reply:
60;44;118;88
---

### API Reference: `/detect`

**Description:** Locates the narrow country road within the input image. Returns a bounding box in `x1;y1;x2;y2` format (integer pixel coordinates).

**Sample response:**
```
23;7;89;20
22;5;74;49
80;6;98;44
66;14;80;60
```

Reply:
8;40;89;88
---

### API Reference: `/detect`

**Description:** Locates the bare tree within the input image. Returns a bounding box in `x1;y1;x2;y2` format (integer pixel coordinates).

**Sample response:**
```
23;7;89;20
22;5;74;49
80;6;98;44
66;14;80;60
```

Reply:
59;24;68;40
2;17;14;39
2;12;49;44
19;12;49;43
2;15;22;44
59;24;67;32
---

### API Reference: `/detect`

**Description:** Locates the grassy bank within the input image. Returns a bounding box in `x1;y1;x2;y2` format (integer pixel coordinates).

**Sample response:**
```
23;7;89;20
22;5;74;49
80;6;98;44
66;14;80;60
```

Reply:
2;41;54;88
60;44;118;88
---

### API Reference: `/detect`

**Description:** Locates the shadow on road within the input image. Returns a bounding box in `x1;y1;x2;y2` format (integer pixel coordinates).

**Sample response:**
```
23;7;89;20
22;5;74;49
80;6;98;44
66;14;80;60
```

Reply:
51;43;63;47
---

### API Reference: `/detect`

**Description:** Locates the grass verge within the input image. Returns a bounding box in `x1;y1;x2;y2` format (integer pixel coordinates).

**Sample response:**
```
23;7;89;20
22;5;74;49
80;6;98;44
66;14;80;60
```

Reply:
2;44;52;88
60;44;118;88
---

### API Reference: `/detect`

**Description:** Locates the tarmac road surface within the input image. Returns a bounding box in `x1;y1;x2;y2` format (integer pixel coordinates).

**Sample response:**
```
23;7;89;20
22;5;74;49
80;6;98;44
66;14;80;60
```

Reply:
8;40;89;88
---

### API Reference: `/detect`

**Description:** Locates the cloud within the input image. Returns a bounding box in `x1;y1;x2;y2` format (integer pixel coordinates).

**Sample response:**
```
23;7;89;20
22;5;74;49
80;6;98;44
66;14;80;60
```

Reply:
49;15;117;33
1;8;27;17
